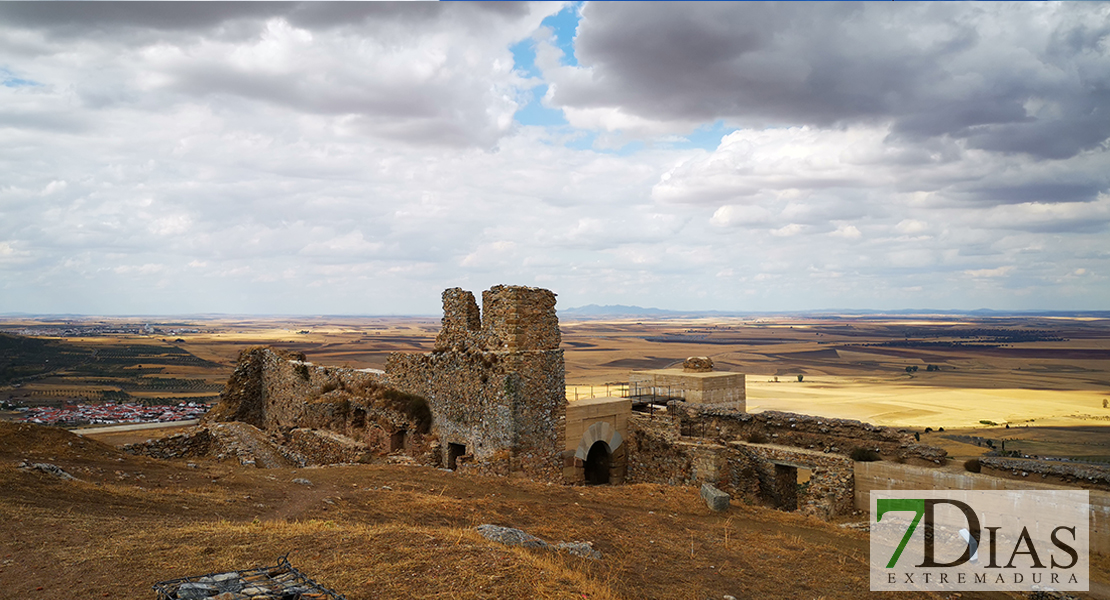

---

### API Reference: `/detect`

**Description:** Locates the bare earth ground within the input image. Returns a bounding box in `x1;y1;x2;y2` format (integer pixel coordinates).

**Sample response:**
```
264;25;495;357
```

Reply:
2;314;1110;598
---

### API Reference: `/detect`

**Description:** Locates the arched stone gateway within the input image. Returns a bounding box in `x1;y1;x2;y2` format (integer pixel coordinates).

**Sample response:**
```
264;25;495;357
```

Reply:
564;403;629;485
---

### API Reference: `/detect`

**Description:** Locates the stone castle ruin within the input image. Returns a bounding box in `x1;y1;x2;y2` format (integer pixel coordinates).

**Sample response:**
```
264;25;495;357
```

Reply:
125;285;1110;541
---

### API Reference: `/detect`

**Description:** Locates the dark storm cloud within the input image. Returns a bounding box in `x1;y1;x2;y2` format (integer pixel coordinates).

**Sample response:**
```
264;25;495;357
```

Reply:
553;2;1110;159
0;2;286;33
0;2;532;36
966;181;1107;205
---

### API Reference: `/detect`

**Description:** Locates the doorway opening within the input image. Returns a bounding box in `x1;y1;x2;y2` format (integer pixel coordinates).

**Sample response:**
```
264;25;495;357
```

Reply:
772;463;798;511
390;429;406;452
584;441;611;485
447;442;466;471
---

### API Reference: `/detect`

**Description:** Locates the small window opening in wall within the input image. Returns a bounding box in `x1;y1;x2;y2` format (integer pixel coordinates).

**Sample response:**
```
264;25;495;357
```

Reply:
352;408;367;429
447;442;466;470
797;467;812;485
390;429;406;452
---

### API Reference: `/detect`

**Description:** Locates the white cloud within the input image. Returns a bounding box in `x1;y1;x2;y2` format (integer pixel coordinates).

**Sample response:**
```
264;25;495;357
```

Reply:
0;3;1106;314
964;266;1015;278
830;224;862;239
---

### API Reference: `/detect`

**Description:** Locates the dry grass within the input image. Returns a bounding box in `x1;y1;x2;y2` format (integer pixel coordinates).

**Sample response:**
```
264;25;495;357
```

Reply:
0;421;929;600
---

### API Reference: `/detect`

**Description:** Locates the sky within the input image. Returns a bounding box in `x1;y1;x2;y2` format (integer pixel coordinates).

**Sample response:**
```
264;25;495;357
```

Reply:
1;1;1108;315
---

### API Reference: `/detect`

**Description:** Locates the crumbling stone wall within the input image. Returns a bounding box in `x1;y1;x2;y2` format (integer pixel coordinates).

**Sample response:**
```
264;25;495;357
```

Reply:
729;442;855;518
480;285;560;351
204;347;433;462
123;427;213;460
674;405;944;462
626;406;930;518
436;288;482;351
202;285;566;480
980;456;1110;491
387;285;566;480
279;428;370;465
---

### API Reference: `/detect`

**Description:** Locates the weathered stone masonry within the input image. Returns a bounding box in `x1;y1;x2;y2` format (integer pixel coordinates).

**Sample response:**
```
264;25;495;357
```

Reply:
624;404;944;518
386;285;566;480
191;285;566;481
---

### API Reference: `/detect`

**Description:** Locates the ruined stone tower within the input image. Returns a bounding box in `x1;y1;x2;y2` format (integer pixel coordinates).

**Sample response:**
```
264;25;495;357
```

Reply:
386;285;566;480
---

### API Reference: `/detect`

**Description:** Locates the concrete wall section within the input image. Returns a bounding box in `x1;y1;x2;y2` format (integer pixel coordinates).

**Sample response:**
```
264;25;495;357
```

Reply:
855;461;1110;554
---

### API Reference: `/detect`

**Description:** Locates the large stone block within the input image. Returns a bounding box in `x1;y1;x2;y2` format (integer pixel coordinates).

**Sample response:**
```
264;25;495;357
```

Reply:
701;483;731;511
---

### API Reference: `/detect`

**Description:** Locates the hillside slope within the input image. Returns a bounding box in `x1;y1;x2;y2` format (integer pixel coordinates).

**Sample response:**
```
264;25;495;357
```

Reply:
0;422;1053;599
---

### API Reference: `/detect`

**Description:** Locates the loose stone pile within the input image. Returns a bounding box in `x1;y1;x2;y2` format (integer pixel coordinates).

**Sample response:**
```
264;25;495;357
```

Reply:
153;557;345;600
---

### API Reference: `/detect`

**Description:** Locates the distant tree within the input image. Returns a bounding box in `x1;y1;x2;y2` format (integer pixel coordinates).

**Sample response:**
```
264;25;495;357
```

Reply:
797;374;804;382
914;432;920;442
1104;399;1108;409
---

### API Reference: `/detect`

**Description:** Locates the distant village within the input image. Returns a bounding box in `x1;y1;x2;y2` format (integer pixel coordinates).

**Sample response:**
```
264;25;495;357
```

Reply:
7;323;202;337
14;402;209;426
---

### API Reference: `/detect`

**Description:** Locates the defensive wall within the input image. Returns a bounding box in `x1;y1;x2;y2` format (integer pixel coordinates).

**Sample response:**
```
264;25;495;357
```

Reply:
623;402;947;518
199;285;566;481
385;285;565;480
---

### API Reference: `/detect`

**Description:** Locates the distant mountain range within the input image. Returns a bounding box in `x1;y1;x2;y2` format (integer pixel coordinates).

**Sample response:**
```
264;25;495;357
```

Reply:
558;304;1110;319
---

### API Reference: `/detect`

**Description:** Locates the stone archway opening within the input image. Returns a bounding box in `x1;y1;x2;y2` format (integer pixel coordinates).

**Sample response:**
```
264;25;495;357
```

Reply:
584;441;611;485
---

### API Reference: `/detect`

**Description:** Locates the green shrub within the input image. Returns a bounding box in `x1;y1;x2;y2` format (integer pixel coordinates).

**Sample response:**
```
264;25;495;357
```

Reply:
964;458;981;473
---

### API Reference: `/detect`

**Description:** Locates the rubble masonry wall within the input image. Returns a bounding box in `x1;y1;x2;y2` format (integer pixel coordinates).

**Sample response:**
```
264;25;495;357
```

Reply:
386;285;566;480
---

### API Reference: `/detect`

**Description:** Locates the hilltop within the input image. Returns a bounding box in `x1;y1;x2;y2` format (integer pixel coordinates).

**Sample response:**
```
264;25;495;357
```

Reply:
0;420;902;600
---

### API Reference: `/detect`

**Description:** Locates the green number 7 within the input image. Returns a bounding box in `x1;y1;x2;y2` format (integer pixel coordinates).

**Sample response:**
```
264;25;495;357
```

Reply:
877;498;925;568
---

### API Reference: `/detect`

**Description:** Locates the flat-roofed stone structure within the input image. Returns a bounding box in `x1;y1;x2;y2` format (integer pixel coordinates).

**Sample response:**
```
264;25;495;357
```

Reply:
629;359;745;409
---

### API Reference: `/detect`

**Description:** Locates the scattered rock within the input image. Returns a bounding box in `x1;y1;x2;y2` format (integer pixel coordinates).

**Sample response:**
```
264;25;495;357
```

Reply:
475;524;603;559
175;582;217;599
476;524;549;549
556;541;601;560
292;478;312;486
18;461;77;481
700;483;730;512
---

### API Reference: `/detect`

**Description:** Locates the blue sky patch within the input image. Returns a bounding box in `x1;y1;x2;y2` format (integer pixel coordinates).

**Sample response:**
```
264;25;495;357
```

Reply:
514;85;567;127
542;2;582;67
1;68;38;88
